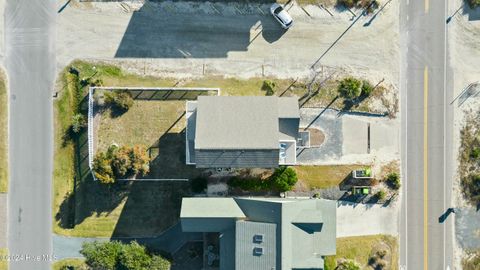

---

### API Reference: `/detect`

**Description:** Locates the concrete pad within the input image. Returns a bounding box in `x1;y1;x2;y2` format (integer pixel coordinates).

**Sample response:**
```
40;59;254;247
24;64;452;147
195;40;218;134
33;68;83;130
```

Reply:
371;121;400;152
336;201;399;238
342;117;368;155
0;194;6;248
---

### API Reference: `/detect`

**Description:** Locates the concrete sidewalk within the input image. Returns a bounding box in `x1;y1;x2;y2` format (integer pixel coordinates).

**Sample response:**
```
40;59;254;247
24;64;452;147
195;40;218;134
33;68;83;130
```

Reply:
336;200;399;238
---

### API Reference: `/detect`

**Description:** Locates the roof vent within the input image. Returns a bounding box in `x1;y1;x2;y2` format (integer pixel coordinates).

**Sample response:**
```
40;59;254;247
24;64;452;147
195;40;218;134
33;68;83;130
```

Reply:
254;234;264;243
253;247;264;256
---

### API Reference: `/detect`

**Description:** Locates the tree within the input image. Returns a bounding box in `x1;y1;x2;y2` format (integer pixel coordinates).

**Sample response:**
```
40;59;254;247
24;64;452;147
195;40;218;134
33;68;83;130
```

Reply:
262;80;276;96
112;146;132;177
81;241;123;270
130;145;150;176
118;241;152;270
386;172;401;190
338;77;362;99
270;166;298;192
71;113;86;133
92;152;115;184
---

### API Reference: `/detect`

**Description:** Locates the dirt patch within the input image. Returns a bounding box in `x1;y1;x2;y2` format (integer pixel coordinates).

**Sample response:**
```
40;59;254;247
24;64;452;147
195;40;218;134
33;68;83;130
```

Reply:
305;127;325;147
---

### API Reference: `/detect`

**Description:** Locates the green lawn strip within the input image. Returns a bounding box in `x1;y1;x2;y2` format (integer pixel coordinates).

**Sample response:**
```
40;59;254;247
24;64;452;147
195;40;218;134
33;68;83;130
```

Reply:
325;235;398;270
0;72;7;193
52;258;86;270
294;165;365;190
0;248;7;270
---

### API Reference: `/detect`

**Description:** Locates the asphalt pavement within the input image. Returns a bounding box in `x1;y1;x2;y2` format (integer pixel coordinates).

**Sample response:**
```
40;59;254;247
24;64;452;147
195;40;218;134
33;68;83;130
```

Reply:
5;0;56;269
400;0;454;269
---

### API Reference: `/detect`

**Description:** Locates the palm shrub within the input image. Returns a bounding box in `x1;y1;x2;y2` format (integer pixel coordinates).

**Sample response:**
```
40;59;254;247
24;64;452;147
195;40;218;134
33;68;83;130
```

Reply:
338;77;362;99
104;90;134;112
130;145;150;176
336;260;360;270
361;80;374;96
111;146;132;177
375;189;386;200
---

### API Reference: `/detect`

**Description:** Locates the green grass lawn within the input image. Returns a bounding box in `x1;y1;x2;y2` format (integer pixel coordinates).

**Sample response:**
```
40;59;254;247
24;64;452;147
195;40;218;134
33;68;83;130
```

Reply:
0;248;7;270
52;258;86;270
0;72;7;193
294;165;365;190
325;235;398;270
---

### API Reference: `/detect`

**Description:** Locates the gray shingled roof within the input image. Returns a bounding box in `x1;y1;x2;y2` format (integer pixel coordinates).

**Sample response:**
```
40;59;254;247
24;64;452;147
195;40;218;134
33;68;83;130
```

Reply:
194;96;299;150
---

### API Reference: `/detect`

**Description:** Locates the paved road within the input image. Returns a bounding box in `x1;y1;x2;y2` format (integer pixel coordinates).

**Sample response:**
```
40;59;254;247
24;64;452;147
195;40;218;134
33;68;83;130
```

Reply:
400;0;454;269
5;0;56;269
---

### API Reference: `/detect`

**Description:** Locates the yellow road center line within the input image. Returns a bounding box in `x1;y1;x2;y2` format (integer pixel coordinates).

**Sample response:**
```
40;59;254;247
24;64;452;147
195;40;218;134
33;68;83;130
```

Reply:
425;0;429;13
423;66;429;270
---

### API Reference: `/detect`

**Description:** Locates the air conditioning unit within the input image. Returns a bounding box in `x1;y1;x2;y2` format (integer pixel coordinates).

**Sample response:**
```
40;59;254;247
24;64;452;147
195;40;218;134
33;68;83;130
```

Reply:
254;234;264;243
253;247;264;255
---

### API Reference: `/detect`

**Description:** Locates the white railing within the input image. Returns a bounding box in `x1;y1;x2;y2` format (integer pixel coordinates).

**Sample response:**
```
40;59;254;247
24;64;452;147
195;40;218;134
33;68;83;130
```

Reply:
87;86;220;181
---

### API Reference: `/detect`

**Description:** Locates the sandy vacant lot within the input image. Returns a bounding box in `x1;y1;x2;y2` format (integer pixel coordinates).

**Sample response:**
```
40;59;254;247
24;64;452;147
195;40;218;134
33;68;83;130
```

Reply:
57;0;399;84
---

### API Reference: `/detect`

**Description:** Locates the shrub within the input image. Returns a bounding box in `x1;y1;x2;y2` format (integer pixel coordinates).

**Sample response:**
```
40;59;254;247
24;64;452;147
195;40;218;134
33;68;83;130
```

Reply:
118;241;152;270
111;146;132;177
262;80;276;96
130;145;150;176
149;255;171;270
93;152;115;184
338;77;362;99
470;147;480;160
375;190;386;200
337;260;360;270
467;0;480;8
190;177;208;193
81;241;123;270
104;90;134;112
71;113;86;133
386;172;401;190
462;173;480;205
81;241;170;270
270;166;298;192
228;176;270;191
361;80;374;96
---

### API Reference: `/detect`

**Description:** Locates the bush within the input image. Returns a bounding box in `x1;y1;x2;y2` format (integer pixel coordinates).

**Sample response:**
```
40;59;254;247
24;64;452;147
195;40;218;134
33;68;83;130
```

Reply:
118;241;152;270
386;172;401;190
337;260;360;270
190;177;208;193
93;152;115;184
470;147;480;160
111;146;132;177
262;80;276;96
130;145;150;176
467;0;480;8
375;190;386;200
462;173;480;205
228;176;270;191
81;241;171;270
81;241;123;270
361;80;374;96
270;166;298;192
71;113;86;133
338;77;362;99
104;90;134;112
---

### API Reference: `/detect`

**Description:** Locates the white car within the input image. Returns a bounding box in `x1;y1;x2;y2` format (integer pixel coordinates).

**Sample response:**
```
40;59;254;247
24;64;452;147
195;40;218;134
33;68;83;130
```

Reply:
270;3;293;29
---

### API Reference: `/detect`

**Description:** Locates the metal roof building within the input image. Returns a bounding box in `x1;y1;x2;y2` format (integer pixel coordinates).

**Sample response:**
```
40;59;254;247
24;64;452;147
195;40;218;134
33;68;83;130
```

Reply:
186;96;300;168
180;197;337;270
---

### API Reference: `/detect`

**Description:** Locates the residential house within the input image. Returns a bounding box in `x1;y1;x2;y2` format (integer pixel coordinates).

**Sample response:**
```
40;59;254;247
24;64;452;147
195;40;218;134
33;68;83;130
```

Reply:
186;96;303;168
180;197;336;270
